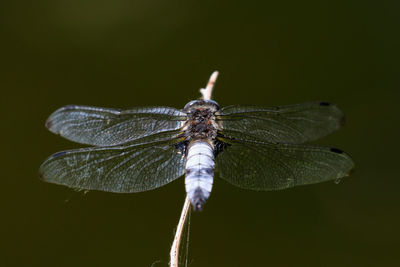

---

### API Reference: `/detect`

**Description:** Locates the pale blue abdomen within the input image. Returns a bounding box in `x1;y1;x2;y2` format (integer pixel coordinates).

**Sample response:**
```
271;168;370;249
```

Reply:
185;141;214;211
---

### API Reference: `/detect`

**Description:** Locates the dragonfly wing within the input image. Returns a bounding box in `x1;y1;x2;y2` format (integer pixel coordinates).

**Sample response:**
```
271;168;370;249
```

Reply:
218;102;345;144
215;138;354;191
46;105;186;146
39;139;185;192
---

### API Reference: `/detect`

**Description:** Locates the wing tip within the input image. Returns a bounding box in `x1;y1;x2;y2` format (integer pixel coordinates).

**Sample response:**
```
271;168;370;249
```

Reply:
329;147;355;171
45;105;76;131
38;165;49;182
319;101;346;128
38;150;69;182
45;118;53;130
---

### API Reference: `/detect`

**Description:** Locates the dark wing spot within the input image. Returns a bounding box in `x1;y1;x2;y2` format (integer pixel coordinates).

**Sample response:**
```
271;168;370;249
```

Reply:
320;102;331;106
330;148;343;154
38;171;44;180
52;151;67;158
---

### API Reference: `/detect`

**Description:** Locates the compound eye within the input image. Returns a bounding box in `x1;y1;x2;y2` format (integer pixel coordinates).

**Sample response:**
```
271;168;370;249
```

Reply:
204;100;220;110
183;99;220;111
184;100;199;110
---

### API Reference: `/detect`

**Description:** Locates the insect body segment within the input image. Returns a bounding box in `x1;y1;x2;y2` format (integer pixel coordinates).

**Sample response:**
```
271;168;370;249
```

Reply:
185;141;215;211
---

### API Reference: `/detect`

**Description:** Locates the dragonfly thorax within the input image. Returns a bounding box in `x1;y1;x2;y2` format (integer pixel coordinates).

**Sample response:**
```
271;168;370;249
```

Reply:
183;101;220;142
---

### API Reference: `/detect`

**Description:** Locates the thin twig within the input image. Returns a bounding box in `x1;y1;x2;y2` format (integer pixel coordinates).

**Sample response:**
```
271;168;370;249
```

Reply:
200;71;219;101
169;71;219;267
169;195;191;267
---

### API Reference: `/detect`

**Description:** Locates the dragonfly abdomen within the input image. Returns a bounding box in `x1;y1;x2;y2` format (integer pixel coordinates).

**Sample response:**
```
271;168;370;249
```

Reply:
185;141;215;211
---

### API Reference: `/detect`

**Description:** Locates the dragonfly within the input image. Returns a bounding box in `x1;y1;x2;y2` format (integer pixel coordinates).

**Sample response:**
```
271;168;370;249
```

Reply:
39;88;354;211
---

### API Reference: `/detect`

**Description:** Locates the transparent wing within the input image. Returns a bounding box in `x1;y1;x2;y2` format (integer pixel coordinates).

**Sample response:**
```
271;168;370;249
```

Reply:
39;138;186;193
215;138;354;191
46;105;187;146
217;102;345;144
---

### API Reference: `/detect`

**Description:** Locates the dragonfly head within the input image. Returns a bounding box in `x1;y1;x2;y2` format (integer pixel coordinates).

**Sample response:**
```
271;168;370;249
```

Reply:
184;99;220;112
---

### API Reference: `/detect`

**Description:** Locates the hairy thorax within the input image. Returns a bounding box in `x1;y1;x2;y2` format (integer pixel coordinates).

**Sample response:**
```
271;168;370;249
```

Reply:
182;100;221;144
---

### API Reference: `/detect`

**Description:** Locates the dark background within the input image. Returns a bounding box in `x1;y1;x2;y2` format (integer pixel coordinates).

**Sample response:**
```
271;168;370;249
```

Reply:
1;1;399;266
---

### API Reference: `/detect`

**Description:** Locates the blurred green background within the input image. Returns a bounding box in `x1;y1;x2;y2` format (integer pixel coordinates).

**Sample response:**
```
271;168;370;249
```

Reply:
1;0;399;266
